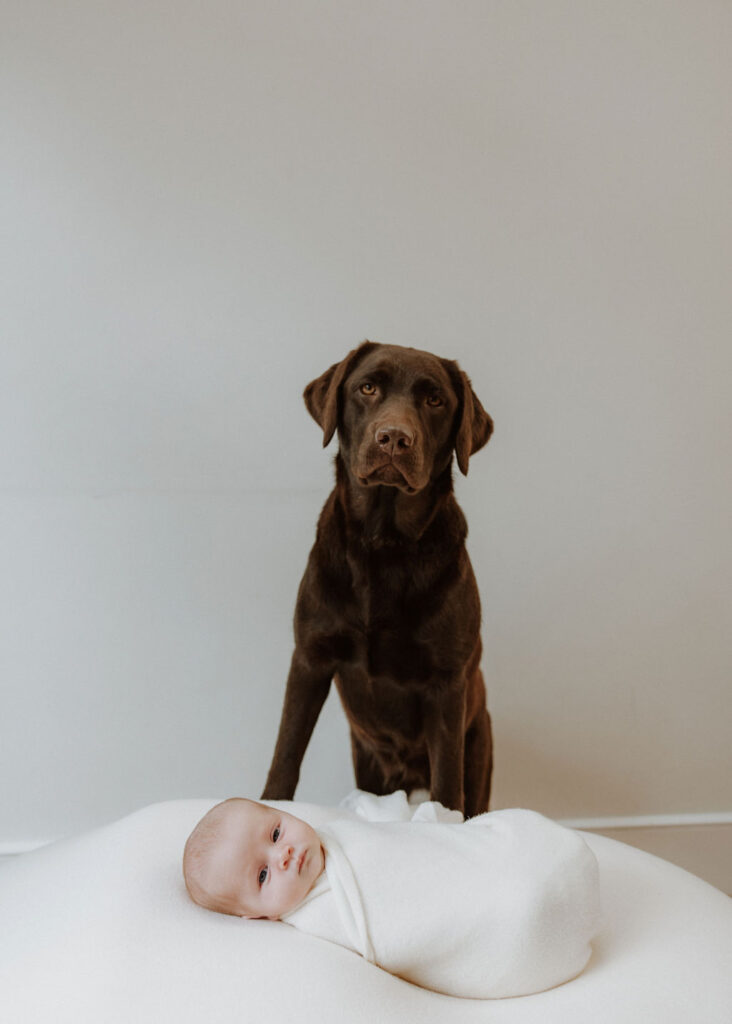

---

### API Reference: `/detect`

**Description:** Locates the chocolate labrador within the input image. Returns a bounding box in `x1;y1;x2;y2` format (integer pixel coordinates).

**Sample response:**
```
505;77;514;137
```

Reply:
261;340;494;815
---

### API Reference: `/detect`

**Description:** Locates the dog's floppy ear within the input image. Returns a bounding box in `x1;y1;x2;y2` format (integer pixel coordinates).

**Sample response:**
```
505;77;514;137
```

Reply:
304;341;377;447
444;361;494;476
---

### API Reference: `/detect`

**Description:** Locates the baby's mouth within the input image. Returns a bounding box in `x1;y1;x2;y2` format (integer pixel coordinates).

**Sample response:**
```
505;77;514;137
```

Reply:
297;850;306;874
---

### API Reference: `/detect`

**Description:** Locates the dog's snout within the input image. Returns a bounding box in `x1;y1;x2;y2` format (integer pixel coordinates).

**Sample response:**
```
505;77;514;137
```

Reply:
375;425;414;455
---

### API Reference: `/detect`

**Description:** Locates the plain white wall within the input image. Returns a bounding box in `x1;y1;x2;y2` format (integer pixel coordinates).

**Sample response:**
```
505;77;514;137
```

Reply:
1;0;730;843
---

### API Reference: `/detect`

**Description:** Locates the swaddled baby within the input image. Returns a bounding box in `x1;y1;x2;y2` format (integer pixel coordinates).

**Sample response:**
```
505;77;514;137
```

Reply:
183;792;601;999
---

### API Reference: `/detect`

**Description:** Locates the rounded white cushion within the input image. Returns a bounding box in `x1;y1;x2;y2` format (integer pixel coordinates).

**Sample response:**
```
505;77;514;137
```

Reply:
1;799;730;1023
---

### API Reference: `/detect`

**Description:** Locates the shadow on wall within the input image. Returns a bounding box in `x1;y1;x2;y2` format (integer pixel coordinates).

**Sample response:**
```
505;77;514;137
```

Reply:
490;727;634;821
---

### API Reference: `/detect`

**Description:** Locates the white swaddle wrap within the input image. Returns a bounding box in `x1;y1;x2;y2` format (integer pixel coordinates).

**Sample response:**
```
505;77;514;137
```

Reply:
284;794;601;999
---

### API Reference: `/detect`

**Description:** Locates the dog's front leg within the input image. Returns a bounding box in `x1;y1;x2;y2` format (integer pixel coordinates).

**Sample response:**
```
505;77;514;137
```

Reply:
261;649;332;800
424;682;467;814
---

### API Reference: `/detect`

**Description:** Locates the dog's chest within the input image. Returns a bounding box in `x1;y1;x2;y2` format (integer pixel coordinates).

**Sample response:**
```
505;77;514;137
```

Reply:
333;548;437;682
344;546;422;626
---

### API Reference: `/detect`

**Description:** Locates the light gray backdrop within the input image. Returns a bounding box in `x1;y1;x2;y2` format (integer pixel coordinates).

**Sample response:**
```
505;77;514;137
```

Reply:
2;2;730;856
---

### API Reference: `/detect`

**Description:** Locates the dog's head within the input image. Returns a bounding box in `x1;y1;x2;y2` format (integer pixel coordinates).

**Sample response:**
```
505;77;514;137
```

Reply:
303;340;493;494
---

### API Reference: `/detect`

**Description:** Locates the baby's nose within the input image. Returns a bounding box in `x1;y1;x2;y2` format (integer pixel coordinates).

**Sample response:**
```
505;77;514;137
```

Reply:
278;844;295;869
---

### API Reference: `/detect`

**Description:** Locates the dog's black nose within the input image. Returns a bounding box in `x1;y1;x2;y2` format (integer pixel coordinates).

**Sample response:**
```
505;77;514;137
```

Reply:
375;425;414;454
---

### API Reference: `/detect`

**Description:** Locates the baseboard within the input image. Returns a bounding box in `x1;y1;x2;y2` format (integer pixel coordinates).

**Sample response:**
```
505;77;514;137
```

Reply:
3;814;731;894
559;812;732;894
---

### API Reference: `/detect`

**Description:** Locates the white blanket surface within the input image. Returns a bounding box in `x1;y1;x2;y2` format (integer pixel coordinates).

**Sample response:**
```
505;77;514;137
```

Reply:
284;791;600;998
1;795;731;1024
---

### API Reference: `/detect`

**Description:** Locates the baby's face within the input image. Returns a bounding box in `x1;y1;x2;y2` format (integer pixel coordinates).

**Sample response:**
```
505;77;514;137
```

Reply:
208;801;325;919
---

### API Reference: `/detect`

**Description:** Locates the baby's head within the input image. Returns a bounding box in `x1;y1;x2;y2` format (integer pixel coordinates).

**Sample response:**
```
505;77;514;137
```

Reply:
183;798;325;919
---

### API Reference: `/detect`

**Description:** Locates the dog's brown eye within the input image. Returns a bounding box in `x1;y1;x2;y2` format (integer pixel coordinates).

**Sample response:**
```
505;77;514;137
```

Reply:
427;394;443;407
360;382;377;396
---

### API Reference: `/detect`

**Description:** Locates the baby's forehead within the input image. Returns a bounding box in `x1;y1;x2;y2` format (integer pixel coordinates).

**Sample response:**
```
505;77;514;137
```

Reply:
220;800;273;843
238;800;273;825
206;805;265;879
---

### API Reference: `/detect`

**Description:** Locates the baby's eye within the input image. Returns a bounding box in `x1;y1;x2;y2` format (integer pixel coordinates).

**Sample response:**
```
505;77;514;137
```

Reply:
258;867;268;887
272;826;281;843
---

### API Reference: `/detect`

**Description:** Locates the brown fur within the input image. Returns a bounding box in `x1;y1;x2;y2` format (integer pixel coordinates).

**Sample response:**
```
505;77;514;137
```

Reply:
261;341;494;815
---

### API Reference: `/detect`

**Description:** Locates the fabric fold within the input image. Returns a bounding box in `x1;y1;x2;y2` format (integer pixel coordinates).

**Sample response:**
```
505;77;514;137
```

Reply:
286;804;600;999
